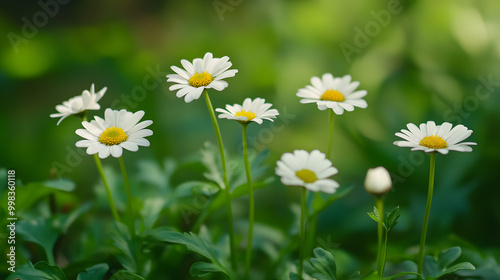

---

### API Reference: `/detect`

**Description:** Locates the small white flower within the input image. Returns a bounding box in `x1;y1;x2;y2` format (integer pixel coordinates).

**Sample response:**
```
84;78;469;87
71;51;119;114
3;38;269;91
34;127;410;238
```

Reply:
364;166;392;195
166;52;238;103
297;73;367;115
50;84;107;125
275;150;339;194
394;121;477;155
75;108;153;159
216;97;279;124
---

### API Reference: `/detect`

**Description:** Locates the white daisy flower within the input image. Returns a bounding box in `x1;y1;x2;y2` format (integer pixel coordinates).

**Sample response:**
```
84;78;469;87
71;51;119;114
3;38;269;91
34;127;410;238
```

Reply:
166;52;238;103
296;73;367;115
216;97;279;124
50;84;107;125
275;150;339;194
394;121;477;155
75;108;153;159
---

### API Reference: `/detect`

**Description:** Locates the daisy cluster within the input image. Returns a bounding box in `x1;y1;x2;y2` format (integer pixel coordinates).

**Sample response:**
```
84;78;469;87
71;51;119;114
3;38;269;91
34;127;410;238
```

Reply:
51;84;153;159
51;51;476;192
47;51;478;280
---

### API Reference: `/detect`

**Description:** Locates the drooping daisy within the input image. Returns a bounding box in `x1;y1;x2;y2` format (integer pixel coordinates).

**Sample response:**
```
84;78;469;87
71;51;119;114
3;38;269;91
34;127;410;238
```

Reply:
297;73;367;115
166;52;238;103
275;150;339;193
50;84;107;125
393;121;476;155
216;97;279;124
75;108;153;159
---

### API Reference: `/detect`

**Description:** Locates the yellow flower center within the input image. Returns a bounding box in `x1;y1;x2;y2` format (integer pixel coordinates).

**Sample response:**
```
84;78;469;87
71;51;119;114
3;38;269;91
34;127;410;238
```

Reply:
320;89;345;102
419;135;447;149
188;71;214;87
234;110;256;121
99;127;128;146
295;169;318;183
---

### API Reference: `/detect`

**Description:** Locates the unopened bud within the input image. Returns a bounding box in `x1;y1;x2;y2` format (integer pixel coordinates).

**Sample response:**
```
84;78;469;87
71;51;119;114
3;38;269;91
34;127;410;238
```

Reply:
364;166;392;195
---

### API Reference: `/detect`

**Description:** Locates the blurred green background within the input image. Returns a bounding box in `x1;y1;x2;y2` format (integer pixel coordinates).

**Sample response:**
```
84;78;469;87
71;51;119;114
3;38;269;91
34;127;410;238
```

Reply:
1;0;500;274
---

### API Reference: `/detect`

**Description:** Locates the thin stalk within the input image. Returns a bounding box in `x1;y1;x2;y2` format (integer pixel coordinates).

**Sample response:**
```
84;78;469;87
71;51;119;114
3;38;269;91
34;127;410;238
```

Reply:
93;154;121;223
305;207;319;257
203;90;237;271
326;110;334;158
298;188;307;280
242;124;254;279
118;156;134;234
83;114;120;223
376;197;385;279
382;227;388;278
418;153;436;274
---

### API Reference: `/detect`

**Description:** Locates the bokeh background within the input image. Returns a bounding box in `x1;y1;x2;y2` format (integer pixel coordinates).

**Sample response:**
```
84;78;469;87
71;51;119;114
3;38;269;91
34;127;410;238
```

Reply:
1;0;500;277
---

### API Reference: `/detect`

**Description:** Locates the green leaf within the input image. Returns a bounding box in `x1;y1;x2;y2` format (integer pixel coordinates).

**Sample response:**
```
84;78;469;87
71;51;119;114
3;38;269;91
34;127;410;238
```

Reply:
17;202;92;263
139;197;165;230
6;261;65;280
0;179;75;215
384;206;400;231
367;206;380;223
303;247;337;280
59;202;92;233
42;178;76;192
189;261;225;277
423;246;475;278
17;217;59;262
109;271;145;280
156;230;234;278
110;222;137;272
193;176;273;230
76;263;109;280
437;246;461;269
33;262;67;280
383;272;421;280
440;262;475;277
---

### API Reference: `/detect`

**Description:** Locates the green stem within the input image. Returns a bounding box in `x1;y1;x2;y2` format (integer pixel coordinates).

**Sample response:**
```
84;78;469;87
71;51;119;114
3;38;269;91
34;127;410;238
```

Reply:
305;207;318;258
46;248;56;266
242;124;254;279
376;197;385;279
298;188;307;280
418;153;436;275
203;90;237;271
118;156;134;234
93;154;121;223
327;110;334;158
382;228;388;279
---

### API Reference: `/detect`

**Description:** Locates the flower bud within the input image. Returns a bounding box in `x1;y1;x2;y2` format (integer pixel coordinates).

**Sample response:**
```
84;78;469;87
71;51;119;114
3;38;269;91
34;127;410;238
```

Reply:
364;166;392;195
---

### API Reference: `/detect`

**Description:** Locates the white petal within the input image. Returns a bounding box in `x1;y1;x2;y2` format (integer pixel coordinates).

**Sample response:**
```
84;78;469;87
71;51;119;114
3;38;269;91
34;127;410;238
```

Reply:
120;141;139;152
407;123;424;140
110;145;123;158
171;66;191;80
98;147;111;159
128;129;153;139
317;166;338;179
75;140;93;147
181;59;195;75
76;128;98;140
127;137;150;147
185;87;204;103
331;104;345;115
127;120;153;135
123;110;145;131
87;143;106;154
